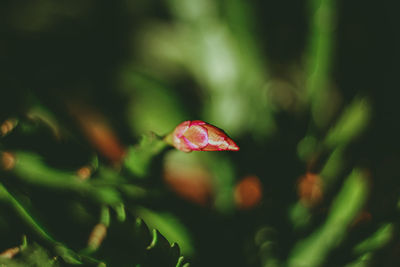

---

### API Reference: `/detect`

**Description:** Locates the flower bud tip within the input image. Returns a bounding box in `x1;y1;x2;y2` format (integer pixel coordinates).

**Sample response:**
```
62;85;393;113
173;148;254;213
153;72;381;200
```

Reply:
167;120;239;152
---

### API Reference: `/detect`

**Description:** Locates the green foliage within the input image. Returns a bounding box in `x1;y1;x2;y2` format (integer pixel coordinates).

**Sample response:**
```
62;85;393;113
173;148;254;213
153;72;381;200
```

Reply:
0;120;189;266
0;0;397;266
289;170;369;267
324;98;371;148
0;243;59;267
124;133;168;178
135;207;193;256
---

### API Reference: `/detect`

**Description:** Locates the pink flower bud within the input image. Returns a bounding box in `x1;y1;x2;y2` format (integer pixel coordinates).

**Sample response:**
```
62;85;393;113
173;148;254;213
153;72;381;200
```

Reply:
166;120;239;152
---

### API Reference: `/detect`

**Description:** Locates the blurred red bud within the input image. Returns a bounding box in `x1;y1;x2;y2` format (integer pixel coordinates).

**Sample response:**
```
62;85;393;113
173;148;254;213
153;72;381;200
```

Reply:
88;223;107;250
0;118;18;137
166;120;239;152
234;175;263;210
351;211;372;227
0;246;20;259
163;151;213;206
298;173;323;207
1;152;15;170
77;166;92;180
67;103;126;164
164;163;213;206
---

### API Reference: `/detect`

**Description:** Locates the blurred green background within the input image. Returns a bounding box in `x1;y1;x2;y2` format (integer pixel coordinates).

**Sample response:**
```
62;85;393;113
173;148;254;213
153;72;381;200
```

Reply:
0;0;399;266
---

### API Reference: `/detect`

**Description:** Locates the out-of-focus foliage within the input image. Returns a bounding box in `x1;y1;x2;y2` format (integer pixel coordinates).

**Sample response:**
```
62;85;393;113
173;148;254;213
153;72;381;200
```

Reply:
1;0;399;266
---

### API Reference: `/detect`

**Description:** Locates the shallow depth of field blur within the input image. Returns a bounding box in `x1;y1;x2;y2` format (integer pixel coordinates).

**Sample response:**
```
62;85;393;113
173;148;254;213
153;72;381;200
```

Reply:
0;1;399;266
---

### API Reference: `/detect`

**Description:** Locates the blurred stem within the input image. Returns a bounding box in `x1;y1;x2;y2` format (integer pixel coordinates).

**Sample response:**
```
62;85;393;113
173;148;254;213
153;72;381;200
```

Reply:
323;97;371;149
100;206;111;227
81;206;110;255
353;223;394;255
113;202;126;222
6;151;122;205
288;169;369;267
344;254;371;267
290;147;345;229
306;0;335;95
306;0;336;127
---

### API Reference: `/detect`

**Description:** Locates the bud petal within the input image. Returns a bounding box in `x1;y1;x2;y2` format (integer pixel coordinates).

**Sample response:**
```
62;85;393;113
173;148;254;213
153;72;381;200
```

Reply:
166;120;239;152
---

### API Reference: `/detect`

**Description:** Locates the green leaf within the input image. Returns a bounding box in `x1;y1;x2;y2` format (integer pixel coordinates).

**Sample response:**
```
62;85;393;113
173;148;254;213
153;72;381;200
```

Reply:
53;244;82;264
124;133;167;178
135;207;194;256
145;229;186;267
94;216;189;266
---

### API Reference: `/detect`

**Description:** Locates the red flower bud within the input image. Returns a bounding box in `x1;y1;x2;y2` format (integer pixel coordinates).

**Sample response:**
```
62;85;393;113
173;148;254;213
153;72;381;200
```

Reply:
166;120;239;152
